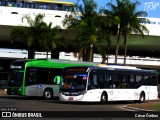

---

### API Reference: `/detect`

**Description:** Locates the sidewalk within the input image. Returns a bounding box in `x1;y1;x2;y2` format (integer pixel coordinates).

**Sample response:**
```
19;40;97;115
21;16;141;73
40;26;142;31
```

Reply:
0;89;7;96
124;98;160;111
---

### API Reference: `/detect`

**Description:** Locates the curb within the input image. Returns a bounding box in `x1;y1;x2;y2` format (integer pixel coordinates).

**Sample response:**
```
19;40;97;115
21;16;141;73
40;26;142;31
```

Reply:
123;104;155;111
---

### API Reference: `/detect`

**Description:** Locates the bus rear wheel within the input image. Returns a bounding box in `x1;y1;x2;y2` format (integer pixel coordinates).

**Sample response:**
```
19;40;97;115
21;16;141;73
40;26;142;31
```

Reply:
139;92;145;103
134;92;145;103
43;89;53;100
101;92;108;104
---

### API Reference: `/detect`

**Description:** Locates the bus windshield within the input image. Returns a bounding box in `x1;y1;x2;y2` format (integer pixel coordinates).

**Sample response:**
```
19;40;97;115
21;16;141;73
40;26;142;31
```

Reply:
8;70;24;87
61;73;88;91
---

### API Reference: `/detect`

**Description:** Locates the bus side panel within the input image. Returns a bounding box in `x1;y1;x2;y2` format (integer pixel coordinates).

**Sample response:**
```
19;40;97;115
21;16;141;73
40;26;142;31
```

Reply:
106;89;138;101
158;84;160;98
25;84;60;97
25;85;38;96
144;86;158;100
41;85;60;97
81;89;102;102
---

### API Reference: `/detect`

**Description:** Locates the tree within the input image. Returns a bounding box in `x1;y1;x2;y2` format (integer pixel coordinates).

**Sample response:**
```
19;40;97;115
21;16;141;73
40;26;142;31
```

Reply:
10;13;63;59
106;0;131;64
106;0;149;65
97;7;119;63
39;23;64;58
10;14;47;58
94;15;111;64
120;1;149;65
63;0;98;62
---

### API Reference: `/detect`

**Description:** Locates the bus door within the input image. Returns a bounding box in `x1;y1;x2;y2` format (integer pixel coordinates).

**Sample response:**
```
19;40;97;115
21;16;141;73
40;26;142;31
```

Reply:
50;69;62;97
143;75;150;100
52;75;61;97
146;75;157;99
25;69;38;96
87;70;101;99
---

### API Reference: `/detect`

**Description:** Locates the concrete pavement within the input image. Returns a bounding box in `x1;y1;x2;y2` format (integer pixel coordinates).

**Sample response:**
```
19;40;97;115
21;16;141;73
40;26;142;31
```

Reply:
123;98;160;111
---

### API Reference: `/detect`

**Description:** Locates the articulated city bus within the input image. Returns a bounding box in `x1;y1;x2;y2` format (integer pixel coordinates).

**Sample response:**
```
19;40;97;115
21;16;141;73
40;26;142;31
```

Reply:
60;65;158;103
7;59;98;99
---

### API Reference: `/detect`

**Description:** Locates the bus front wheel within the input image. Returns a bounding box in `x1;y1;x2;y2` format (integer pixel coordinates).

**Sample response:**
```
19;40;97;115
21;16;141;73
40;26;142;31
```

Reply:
43;89;53;100
100;92;108;104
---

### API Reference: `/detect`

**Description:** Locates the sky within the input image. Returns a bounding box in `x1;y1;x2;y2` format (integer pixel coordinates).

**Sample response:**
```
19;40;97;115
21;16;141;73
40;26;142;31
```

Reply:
66;0;160;18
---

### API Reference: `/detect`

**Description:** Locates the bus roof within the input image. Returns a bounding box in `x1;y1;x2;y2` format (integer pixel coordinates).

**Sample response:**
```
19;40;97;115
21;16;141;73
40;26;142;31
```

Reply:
30;0;74;5
95;66;157;73
11;59;100;68
98;64;140;70
64;65;157;74
28;59;99;68
48;59;100;65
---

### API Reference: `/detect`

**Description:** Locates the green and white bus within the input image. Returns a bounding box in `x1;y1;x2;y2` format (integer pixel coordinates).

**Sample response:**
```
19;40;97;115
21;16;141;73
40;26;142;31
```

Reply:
7;59;98;99
60;64;158;103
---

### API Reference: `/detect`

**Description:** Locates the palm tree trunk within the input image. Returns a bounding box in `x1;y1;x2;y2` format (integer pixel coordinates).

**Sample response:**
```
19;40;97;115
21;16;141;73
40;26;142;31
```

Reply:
107;47;109;64
90;43;93;62
28;48;35;59
115;29;121;64
46;51;48;59
124;34;128;65
82;49;87;61
51;48;59;59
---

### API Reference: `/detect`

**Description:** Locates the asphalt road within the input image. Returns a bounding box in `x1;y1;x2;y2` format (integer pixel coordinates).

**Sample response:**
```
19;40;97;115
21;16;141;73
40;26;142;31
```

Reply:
0;96;159;120
0;95;131;111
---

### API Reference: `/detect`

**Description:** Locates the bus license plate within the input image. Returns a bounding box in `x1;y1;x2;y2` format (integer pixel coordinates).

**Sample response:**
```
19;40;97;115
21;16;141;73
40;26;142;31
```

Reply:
68;97;73;100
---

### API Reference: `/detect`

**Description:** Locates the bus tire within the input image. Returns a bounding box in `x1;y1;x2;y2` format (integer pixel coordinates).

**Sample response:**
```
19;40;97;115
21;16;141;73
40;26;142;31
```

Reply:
139;92;145;103
135;92;145;103
43;89;53;100
100;92;108;104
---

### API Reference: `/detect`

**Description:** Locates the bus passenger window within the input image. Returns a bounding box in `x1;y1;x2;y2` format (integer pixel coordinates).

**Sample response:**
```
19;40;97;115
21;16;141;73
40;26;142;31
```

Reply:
98;74;104;88
143;76;149;85
128;75;134;88
104;74;112;88
112;75;119;88
93;75;97;86
150;75;157;85
135;75;142;88
120;75;127;88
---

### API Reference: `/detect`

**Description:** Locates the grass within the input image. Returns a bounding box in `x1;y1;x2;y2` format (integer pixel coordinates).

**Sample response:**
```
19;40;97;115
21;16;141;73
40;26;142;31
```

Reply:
153;103;160;109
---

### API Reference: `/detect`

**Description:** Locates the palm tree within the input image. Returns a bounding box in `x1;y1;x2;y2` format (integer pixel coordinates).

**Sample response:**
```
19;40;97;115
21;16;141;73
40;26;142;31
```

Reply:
63;0;98;62
106;0;149;64
97;7;120;63
10;13;64;59
120;1;149;65
39;23;64;58
106;0;131;64
94;15;111;64
10;14;47;59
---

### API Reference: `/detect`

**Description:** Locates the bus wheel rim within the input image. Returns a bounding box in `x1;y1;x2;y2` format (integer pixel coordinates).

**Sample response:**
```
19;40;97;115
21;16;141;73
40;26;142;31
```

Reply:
45;91;51;98
102;95;106;101
140;95;144;102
